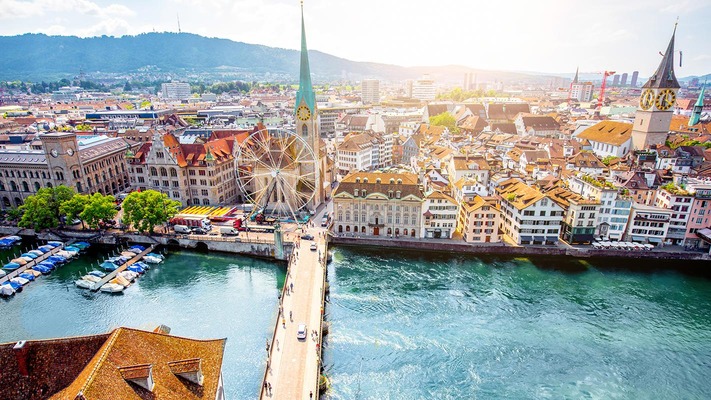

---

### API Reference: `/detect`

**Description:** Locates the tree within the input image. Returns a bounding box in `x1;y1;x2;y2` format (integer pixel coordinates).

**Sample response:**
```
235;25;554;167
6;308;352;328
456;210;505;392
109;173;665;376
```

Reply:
80;193;118;229
18;186;76;230
60;194;89;229
122;190;181;233
601;155;619;166
6;207;23;222
429;112;458;133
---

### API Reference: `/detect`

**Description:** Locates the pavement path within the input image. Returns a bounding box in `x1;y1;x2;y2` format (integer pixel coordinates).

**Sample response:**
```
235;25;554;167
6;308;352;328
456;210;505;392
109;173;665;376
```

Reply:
260;221;327;400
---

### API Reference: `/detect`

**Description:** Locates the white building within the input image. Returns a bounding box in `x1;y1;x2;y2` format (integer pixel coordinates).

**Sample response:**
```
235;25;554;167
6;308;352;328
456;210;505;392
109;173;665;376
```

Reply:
567;175;632;240
421;190;459;239
570;82;594;102
160;82;191;100
336;131;393;176
653;184;693;245
412;75;436;101
496;178;564;245
361;79;380;105
575;121;633;158
626;203;672;246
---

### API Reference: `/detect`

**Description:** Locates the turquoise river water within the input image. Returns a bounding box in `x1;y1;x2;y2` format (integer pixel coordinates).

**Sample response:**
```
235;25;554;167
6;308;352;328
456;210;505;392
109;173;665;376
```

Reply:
1;243;711;399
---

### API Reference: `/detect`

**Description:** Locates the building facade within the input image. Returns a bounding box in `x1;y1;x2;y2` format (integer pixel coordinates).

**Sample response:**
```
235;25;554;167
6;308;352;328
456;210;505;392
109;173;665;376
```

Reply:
496;178;564;245
332;172;423;237
160;82;192;100
421;190;458;239
361;79;380;105
458;195;502;243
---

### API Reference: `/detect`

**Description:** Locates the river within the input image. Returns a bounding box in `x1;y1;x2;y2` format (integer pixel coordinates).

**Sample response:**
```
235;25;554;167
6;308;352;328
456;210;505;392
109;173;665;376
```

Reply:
2;243;710;399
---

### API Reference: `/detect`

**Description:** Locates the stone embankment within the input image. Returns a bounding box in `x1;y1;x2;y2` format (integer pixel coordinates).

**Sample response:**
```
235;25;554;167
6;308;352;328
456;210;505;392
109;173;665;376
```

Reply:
331;236;711;261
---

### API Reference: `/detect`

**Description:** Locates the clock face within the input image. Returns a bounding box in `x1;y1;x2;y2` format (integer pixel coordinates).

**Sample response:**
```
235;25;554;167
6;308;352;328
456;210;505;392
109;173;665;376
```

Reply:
640;89;655;110
655;89;676;111
297;105;312;121
67;148;74;156
50;149;58;158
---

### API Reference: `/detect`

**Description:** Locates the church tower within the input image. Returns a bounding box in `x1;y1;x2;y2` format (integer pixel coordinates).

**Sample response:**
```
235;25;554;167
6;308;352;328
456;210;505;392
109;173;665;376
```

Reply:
632;24;681;150
294;1;322;208
688;83;705;127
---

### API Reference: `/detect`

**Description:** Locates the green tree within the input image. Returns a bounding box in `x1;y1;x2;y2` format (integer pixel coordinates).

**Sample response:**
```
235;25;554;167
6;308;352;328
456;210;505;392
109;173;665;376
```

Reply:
601;155;619;166
19;186;76;230
429;112;458;133
60;194;89;229
81;193;118;229
122;190;181;233
123;81;132;92
6;207;23;221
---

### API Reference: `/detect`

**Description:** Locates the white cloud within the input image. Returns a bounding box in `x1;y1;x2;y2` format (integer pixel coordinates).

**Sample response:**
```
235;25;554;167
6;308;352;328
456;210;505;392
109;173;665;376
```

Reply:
0;0;134;19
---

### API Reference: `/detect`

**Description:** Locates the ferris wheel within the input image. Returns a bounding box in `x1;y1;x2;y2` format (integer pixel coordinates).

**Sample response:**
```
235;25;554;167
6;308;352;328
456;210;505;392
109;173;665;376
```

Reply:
236;127;317;222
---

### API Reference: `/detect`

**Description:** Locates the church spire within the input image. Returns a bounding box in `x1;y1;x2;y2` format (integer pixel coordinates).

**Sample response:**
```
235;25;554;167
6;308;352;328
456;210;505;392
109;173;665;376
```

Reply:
573;66;579;84
295;0;315;114
689;83;706;126
643;22;680;89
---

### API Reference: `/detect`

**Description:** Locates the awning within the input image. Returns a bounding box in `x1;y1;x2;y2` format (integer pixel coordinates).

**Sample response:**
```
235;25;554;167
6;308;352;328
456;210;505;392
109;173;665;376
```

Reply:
520;236;532;242
648;237;662;243
697;228;711;243
545;237;559;243
631;236;644;242
534;236;545;242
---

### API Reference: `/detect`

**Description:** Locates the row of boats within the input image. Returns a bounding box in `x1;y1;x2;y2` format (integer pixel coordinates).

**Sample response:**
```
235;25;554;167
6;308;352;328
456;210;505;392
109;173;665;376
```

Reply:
74;245;164;293
0;235;22;249
1;241;92;297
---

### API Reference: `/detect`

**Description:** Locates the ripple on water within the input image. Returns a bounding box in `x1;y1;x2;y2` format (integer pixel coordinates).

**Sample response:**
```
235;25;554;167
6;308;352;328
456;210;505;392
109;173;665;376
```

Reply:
324;247;711;399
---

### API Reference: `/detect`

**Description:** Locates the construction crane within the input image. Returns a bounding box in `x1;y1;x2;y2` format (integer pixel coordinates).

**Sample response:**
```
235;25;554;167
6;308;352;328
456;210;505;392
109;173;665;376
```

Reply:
597;70;616;110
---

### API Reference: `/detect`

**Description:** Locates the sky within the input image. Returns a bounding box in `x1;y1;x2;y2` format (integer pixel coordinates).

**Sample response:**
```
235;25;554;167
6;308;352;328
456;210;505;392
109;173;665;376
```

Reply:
0;0;710;77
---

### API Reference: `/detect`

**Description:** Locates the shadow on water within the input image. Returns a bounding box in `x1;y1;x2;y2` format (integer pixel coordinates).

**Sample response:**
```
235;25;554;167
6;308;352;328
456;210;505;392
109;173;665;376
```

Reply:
334;243;711;279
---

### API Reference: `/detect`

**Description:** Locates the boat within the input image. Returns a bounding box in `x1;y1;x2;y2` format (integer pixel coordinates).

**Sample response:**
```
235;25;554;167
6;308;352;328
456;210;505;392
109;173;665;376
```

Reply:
100;261;119;272
74;242;90;250
3;280;22;291
26;270;42;278
74;279;94;289
21;252;38;259
0;269;5;278
0;283;15;296
119;271;138;281
6;235;21;242
10;276;30;286
127;265;145;274
0;238;15;248
121;251;136;258
129;245;146;252
48;255;66;264
3;262;21;270
110;275;130;287
18;272;35;282
64;246;81;254
46;241;63;247
38;261;56;270
38;245;54;252
88;270;106;278
20;256;35;263
146;252;164;260
56;250;73;259
142;255;162;264
100;283;125;293
29;250;45;257
32;265;52;274
10;258;27;266
82;275;102;283
134;261;150;269
108;256;128;265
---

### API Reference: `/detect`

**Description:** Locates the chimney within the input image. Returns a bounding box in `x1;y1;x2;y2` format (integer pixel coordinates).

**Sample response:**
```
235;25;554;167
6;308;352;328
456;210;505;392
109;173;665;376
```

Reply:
14;340;29;376
119;364;155;392
168;358;204;386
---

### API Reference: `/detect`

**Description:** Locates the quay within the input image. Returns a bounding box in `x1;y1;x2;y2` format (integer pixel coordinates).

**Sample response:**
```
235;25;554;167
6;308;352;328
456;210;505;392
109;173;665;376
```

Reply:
0;241;65;285
90;244;156;291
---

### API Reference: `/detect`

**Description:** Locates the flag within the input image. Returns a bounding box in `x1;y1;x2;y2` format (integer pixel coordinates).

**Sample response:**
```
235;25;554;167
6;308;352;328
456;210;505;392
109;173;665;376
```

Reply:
679;51;683;67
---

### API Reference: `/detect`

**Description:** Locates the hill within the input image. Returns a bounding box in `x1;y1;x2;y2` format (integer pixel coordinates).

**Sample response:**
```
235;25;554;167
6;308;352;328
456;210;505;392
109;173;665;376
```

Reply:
0;33;539;83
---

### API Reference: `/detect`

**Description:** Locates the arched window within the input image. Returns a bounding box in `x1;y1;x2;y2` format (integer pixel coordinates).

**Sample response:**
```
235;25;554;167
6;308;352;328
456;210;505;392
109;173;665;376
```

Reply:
10;181;17;191
0;182;4;191
411;229;416;237
160;167;167;177
203;198;210;205
395;228;400;236
338;225;343;233
361;226;366;233
387;228;392;235
150;167;157;176
34;182;40;191
302;123;308;138
170;168;178;177
346;225;350;232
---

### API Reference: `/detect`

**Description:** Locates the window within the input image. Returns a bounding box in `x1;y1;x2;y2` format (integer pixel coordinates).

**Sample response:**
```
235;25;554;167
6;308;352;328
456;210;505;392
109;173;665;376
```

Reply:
201;189;209;196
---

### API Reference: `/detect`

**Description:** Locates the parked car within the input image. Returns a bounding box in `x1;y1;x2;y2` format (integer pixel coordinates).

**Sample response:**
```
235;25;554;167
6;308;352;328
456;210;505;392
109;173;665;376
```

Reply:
310;243;317;251
191;227;208;235
301;234;314;240
173;225;192;234
297;324;307;340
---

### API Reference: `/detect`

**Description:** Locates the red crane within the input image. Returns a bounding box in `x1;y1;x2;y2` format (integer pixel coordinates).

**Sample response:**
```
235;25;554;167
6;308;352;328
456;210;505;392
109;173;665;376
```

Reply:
597;70;616;110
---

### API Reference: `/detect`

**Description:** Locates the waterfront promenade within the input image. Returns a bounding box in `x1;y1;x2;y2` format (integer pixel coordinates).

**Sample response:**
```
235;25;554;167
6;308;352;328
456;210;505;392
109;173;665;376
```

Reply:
260;223;327;400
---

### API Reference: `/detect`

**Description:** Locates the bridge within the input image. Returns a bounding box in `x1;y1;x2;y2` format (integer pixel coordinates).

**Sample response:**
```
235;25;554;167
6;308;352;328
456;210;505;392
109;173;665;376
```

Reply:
260;222;329;399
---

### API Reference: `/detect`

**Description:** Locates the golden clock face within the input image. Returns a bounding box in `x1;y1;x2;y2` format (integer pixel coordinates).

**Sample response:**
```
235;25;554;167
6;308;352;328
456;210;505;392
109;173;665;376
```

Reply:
297;105;312;121
655;89;676;111
640;89;655;110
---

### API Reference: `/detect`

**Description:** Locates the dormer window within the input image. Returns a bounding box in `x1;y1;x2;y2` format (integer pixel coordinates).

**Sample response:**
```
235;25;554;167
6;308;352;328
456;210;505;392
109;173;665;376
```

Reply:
354;189;359;196
363;178;368;183
390;178;395;184
397;179;402;184
168;358;204;386
396;191;401;199
362;189;367;197
355;178;360;183
118;364;155;392
376;178;381;184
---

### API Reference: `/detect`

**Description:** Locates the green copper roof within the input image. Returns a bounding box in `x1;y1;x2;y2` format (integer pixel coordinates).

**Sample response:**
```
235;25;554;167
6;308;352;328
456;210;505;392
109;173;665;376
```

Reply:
689;84;705;126
295;3;316;113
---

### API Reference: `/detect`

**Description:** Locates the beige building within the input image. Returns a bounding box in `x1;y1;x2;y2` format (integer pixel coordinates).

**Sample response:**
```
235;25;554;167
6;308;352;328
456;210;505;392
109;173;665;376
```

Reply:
458;195;502;243
421;190;458;239
332;172;423;237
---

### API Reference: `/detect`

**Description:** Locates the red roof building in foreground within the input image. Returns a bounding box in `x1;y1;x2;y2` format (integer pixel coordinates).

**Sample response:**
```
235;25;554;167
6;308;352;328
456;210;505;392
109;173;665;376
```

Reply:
0;327;226;400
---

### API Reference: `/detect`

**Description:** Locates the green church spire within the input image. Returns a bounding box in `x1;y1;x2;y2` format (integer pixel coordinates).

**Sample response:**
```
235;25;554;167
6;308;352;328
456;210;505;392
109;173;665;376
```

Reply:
295;1;316;114
689;83;705;126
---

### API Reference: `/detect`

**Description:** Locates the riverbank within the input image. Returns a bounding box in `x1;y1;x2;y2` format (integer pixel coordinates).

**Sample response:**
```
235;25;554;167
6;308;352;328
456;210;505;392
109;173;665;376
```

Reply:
330;236;711;261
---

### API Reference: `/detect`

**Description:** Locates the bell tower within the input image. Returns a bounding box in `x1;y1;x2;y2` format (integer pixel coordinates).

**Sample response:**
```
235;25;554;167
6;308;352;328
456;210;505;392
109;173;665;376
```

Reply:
632;23;681;150
294;1;322;208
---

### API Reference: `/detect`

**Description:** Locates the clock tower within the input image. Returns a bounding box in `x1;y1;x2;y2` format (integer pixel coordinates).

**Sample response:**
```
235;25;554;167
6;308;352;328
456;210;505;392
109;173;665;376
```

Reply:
632;24;681;150
40;132;85;193
295;1;323;208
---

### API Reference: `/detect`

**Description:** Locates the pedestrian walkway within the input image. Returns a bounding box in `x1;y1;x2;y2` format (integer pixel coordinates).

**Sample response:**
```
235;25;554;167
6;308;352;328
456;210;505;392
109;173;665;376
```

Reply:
260;223;327;400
